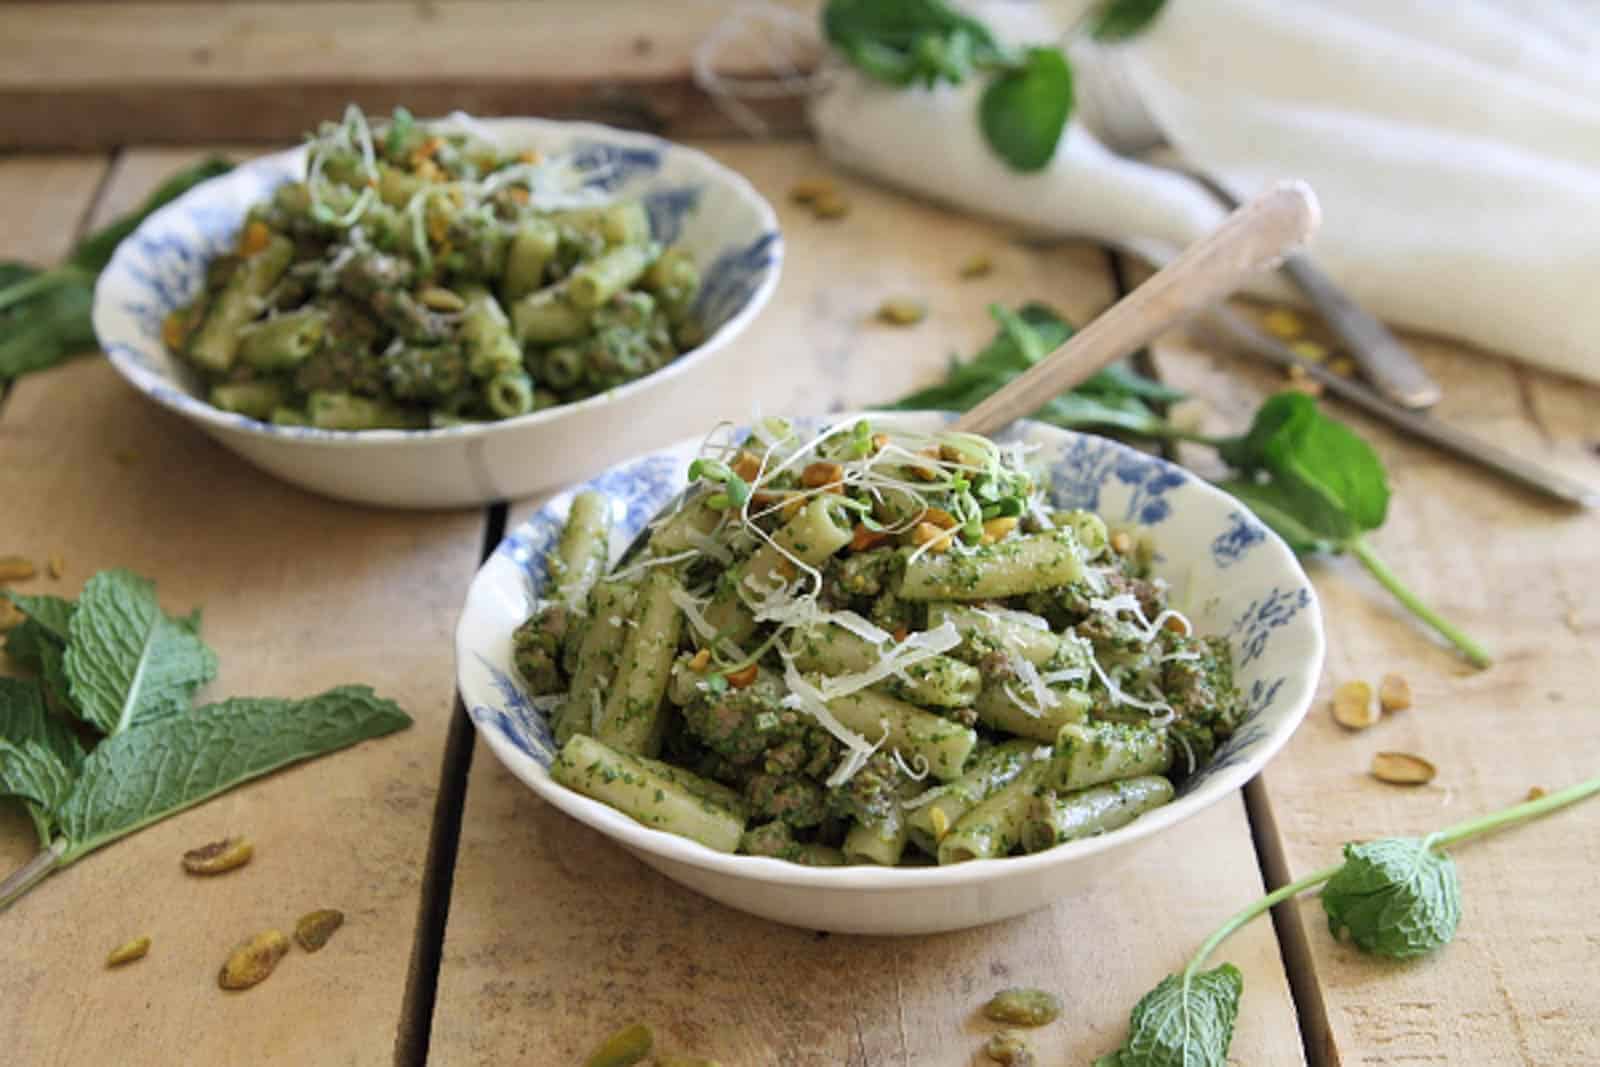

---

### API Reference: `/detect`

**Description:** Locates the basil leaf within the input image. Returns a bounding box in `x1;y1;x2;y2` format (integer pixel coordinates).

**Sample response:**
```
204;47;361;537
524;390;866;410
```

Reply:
1323;838;1461;959
63;569;218;735
979;47;1074;172
1089;0;1170;42
1115;963;1242;1067
0;278;96;382
55;685;412;863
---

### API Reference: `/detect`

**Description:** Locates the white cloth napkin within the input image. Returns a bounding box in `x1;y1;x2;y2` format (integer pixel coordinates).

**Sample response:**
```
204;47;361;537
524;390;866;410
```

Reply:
809;0;1600;383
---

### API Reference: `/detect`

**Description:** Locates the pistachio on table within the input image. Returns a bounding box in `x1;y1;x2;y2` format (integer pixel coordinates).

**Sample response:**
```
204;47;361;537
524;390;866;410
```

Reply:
182;837;254;876
294;908;345;953
106;936;152;968
218;929;290;991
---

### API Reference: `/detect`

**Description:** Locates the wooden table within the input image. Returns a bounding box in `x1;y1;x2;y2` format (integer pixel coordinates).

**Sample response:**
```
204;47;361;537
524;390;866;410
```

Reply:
2;140;1596;1067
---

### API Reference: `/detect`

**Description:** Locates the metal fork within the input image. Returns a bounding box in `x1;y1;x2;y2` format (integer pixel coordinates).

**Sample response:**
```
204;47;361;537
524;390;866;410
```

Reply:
1074;48;1445;410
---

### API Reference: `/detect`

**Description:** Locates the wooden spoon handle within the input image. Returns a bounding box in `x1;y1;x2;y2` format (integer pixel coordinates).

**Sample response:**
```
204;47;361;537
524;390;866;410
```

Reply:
951;180;1321;436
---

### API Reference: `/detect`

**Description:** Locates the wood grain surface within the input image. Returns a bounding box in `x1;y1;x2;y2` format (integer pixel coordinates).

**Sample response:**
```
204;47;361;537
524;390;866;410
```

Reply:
0;152;487;1065
3;133;1597;1066
0;2;822;149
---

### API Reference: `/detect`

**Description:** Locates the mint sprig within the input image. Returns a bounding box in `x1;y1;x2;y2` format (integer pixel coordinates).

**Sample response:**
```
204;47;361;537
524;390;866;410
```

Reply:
0;571;412;909
1096;777;1600;1065
822;1;1165;173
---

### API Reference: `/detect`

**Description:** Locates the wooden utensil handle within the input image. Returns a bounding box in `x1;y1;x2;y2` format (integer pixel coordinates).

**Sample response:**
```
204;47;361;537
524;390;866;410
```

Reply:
951;180;1321;436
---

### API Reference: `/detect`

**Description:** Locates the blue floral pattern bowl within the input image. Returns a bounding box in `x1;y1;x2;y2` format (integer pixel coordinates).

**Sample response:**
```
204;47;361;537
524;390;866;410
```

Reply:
455;412;1325;934
92;117;782;508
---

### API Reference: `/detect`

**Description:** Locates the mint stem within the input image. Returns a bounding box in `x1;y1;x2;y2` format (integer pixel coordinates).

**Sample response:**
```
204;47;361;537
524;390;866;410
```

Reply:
1182;860;1341;982
0;839;66;911
1431;775;1600;851
1350;538;1492;669
1181;774;1600;980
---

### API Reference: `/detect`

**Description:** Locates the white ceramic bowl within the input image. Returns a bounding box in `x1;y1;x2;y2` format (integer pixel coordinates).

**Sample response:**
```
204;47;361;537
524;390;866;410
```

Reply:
456;413;1325;935
92;118;782;509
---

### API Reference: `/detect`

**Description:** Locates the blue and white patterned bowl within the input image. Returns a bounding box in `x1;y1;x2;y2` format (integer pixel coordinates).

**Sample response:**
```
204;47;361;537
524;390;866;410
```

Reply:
456;412;1325;935
92;118;782;508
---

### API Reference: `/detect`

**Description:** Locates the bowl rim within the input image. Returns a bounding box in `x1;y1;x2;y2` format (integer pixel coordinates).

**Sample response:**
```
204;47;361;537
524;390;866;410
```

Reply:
93;117;784;448
456;414;1327;891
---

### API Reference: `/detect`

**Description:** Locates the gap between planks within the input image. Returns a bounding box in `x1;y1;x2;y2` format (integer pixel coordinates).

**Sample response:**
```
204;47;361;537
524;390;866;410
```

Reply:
1125;247;1329;1067
396;501;508;1066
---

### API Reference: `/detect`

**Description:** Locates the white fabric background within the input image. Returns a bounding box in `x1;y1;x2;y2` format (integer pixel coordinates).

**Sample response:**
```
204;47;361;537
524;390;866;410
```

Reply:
809;0;1600;382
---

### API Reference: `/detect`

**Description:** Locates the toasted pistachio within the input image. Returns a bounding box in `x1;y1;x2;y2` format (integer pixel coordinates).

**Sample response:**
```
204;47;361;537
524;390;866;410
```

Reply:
1109;530;1134;556
0;599;23;633
1261;307;1305;340
46;554;64;580
418;286;466;312
585;1022;653;1067
1378;673;1412;712
811;192;851;219
182;837;254;876
1331;680;1378;730
218;929;290;990
876;298;927;326
984;1030;1036;1065
295;909;345;953
106;936;152;968
1284;363;1324;396
982;987;1062;1027
959;252;995;279
1527;786;1547;801
1289;339;1328;363
0;555;38;582
1329;356;1357;377
789;177;838;204
1371;751;1436;786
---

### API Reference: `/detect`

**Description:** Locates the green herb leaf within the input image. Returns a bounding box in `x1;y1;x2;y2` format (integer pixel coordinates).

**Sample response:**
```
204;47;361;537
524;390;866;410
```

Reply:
979;47;1074;172
2;592;74;642
1216;392;1390;538
54;685;411;865
0;677;84;770
1089;0;1169;42
1322;838;1461;959
1213;478;1337;555
823;0;1002;88
63;570;218;735
0;677;83;844
1113;963;1242;1067
65;157;233;276
0;277;96;382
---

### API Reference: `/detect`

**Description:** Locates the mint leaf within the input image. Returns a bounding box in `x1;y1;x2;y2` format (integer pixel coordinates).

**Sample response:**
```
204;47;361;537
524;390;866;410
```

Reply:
1323;838;1461;959
1214;478;1337;555
0;678;83;844
1089;0;1169;42
823;0;1003;88
55;685;411;864
979;47;1073;172
63;570;217;735
2;591;74;641
0;677;84;769
1217;392;1389;538
1115;963;1242;1067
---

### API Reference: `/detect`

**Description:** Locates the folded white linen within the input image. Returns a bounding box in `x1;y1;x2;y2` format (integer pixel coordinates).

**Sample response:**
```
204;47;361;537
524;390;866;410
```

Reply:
809;0;1600;382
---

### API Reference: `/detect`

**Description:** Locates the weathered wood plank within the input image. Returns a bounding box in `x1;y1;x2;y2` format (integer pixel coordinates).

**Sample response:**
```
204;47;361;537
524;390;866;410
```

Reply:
0;2;822;149
428;141;1307;1066
0;150;487;1066
1152;311;1600;1067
